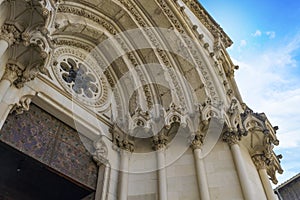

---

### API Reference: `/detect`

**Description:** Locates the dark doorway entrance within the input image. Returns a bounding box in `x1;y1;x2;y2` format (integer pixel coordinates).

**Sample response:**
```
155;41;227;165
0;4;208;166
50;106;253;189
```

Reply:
0;141;94;200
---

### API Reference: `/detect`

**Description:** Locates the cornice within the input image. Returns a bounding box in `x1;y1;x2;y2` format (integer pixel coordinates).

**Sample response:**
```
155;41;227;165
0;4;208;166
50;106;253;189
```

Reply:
181;0;233;48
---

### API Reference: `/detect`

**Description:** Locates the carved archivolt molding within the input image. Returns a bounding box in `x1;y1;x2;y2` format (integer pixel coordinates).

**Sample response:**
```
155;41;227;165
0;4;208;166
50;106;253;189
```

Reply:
181;0;233;48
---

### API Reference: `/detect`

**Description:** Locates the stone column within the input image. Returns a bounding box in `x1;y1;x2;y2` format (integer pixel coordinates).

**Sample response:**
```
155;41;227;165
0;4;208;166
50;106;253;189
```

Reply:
152;134;168;200
252;155;277;200
223;132;255;200
0;24;21;59
118;139;134;200
191;134;210;200
93;138;109;200
0;102;12;129
0;63;22;102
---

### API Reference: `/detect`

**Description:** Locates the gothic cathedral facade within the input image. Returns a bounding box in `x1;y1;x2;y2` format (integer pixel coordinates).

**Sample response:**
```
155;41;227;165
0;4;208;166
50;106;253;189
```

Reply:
0;0;283;199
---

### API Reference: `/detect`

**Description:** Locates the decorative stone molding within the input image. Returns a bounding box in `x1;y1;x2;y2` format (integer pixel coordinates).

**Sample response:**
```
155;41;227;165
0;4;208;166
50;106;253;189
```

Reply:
0;24;22;45
190;133;204;150
252;154;267;170
10;95;33;115
152;133;168;151
227;98;245;135
222;131;240;146
165;102;186;129
130;106;151;131
111;125;135;152
93;137;108;165
14;64;41;89
2;63;23;83
267;154;283;184
51;46;110;107
181;0;233;48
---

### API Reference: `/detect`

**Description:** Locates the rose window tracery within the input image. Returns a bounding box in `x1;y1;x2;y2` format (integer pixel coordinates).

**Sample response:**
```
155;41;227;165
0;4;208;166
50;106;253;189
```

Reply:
51;47;110;108
60;58;99;99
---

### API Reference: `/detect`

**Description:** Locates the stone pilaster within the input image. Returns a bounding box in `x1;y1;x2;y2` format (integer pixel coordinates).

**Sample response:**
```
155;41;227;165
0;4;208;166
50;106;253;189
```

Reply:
252;154;277;200
191;133;210;200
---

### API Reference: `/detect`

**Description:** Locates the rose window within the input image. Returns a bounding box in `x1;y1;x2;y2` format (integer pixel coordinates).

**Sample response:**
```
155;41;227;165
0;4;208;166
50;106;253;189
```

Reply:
52;48;110;108
60;58;99;98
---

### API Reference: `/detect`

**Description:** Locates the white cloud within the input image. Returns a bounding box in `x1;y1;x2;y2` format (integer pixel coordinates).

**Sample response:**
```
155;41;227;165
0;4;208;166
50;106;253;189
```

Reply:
252;30;262;37
266;31;276;39
240;39;247;47
233;33;300;185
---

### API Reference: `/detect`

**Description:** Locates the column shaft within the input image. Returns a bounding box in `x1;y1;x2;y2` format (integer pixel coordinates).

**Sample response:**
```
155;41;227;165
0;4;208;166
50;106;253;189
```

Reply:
0;102;12;130
157;150;168;200
0;39;9;59
95;164;110;200
0;79;11;102
194;148;210;200
118;151;129;200
259;168;277;200
231;144;255;200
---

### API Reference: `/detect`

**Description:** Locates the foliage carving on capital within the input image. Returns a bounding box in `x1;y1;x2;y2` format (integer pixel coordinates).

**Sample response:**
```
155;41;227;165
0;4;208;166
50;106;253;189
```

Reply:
222;131;240;146
190;133;204;150
252;154;267;170
111;125;135;152
0;24;22;45
152;133;168;151
2;63;23;83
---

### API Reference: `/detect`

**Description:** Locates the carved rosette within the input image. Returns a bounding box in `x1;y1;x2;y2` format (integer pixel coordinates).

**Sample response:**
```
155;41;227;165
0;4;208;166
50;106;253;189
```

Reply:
222;131;240;146
152;133;168;151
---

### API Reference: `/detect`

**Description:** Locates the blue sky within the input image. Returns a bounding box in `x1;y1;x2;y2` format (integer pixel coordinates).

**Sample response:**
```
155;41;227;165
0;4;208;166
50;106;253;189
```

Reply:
200;0;300;185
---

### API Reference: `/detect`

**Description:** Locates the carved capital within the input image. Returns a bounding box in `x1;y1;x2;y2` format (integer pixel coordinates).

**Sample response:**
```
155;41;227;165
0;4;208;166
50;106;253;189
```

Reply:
14;65;40;89
111;125;135;152
0;24;22;46
252;154;267;170
222;131;240;146
2;63;23;83
152;133;168;151
121;138;135;152
190;133;204;150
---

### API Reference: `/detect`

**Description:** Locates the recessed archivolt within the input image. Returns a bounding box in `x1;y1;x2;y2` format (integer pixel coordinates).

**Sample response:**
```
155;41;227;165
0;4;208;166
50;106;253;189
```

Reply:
45;1;232;131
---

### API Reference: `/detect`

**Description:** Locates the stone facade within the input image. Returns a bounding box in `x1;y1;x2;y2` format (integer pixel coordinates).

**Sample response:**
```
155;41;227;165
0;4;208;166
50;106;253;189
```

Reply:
0;0;283;199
